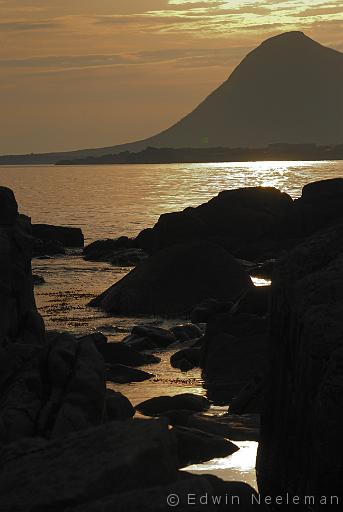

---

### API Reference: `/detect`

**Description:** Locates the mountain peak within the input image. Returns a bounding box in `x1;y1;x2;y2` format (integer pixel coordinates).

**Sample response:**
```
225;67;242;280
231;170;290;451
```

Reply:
260;31;318;50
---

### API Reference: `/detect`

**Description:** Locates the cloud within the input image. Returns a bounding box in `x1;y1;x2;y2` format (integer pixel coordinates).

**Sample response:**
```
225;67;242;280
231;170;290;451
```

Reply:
0;20;60;31
0;46;250;73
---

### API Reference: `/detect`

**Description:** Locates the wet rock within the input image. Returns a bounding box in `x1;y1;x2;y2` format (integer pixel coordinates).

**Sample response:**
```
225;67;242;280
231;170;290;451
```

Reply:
105;390;135;421
170;347;201;371
32;223;84;247
257;222;343;503
170;323;202;342
0;419;178;511
136;394;210;416
90;240;252;316
160;410;260;442
173;425;239;467
83;237;133;260
131;325;176;348
97;341;160;366
106;364;154;384
122;335;158;351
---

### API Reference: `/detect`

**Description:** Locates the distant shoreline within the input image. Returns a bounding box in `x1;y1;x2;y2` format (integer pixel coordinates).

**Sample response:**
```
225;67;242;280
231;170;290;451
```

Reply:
55;144;343;166
1;144;343;167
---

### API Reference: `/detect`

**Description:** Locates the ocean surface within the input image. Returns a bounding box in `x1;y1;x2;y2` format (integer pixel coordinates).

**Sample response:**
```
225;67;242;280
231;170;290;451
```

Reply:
1;160;342;488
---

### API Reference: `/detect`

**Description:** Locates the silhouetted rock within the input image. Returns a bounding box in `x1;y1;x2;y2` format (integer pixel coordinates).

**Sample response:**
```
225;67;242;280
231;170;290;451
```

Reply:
135;187;293;257
105;390;135;421
235;285;270;317
170;347;201;371
202;314;268;404
50;336;106;438
33;237;66;257
130;325;176;347
0;419;178;511
229;376;264;415
90;240;251;316
293;177;343;236
257;223;343;506
160;410;260;442
106;364;154;384
170;323;202;342
173;425;239;467
136;393;210;416
84;237;147;266
32;223;84;247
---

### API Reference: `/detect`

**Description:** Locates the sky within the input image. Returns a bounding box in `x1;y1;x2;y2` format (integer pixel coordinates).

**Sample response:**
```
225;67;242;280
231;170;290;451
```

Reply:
0;0;342;154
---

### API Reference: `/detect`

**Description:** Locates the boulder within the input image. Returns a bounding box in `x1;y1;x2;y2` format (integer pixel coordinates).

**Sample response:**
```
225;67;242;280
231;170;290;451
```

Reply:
0;419;178;511
50;336;106;438
173;425;239;467
170;324;203;342
170;348;201;371
33;238;66;257
90;240;252;316
32;224;84;247
136;394;210;416
257;223;343;505
83;236;133;260
293;178;343;236
84;237;147;266
160;410;260;442
134;186;293;258
234;285;270;317
130;325;176;348
106;364;154;384
105;390;135;421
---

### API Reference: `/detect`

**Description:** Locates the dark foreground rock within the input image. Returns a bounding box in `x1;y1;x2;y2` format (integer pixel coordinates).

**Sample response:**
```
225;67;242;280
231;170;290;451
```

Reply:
201;314;268;404
105;390;135;421
32;223;84;247
160;411;260;442
90;240;251;316
0;419;178;511
173;425;239;467
134;186;293;258
171;347;201;371
257;223;343;506
136;393;210;416
84;238;147;266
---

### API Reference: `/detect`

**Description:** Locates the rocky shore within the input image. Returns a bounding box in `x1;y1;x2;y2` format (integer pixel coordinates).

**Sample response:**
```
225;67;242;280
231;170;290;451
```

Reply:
1;176;343;510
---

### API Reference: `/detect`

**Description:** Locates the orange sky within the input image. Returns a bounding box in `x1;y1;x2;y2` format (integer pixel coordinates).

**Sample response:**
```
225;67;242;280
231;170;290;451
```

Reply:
1;0;342;154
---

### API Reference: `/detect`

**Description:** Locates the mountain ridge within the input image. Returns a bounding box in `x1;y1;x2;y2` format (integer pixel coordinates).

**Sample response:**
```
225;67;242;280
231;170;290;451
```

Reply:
1;31;343;164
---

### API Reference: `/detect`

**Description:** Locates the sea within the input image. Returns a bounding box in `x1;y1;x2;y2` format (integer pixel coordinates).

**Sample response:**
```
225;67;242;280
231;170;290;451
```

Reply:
1;160;342;487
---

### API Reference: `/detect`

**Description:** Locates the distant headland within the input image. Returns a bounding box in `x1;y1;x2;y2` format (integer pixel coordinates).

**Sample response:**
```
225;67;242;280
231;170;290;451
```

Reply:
56;144;343;166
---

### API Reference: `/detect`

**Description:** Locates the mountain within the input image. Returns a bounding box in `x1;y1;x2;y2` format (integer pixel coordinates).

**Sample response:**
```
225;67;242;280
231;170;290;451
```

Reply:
1;31;343;164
